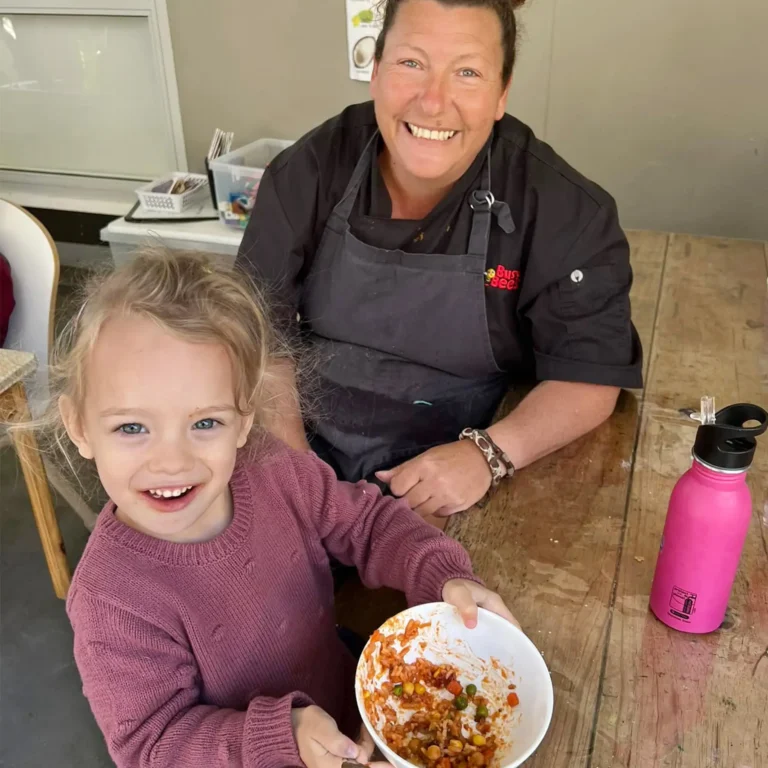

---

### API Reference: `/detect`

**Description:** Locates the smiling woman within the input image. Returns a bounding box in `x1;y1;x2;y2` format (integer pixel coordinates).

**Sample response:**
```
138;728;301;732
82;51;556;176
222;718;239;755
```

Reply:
237;0;643;518
371;0;525;209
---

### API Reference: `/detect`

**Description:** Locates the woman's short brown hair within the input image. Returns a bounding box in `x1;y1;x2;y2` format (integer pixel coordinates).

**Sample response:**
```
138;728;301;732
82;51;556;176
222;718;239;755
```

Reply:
374;0;527;84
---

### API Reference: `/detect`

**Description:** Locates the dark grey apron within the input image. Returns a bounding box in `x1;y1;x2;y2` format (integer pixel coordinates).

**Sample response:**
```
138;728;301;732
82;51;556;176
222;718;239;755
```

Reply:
303;132;511;482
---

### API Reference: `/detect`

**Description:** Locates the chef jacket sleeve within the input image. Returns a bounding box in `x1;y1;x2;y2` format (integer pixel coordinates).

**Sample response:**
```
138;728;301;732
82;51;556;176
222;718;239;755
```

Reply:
524;202;643;389
236;153;320;334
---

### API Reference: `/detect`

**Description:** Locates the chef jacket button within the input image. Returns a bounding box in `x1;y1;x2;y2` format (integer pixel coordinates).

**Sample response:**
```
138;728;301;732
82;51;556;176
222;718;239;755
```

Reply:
570;269;584;283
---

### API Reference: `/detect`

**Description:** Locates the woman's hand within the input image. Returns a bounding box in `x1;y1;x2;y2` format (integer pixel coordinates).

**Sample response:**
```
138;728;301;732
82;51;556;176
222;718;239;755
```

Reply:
375;441;491;517
442;579;519;629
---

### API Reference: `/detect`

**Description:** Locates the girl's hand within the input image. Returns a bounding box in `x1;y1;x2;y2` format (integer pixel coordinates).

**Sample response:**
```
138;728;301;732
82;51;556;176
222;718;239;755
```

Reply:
356;726;392;767
292;706;367;768
442;579;520;629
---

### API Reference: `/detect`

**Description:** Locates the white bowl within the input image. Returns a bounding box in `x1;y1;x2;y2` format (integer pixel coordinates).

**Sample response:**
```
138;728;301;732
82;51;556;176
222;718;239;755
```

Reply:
355;603;553;768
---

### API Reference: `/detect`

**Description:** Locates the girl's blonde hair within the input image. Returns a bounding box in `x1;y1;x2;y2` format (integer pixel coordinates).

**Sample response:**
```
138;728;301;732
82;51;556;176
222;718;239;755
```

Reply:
35;247;293;480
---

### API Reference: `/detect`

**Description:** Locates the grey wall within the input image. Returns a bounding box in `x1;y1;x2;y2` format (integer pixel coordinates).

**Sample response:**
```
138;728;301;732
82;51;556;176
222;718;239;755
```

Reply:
166;0;768;240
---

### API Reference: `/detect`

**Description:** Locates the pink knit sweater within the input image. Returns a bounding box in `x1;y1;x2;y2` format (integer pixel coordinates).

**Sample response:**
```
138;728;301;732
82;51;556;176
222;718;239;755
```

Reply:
66;438;477;768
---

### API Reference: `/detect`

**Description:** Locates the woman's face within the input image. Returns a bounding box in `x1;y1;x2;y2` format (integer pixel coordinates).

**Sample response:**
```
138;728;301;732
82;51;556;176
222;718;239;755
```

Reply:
370;0;510;186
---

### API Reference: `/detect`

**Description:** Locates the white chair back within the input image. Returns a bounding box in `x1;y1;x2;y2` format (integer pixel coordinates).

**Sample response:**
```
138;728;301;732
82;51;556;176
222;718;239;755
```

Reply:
0;200;59;412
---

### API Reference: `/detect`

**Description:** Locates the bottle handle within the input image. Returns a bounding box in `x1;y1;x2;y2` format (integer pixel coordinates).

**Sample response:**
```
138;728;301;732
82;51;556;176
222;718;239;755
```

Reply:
714;403;768;440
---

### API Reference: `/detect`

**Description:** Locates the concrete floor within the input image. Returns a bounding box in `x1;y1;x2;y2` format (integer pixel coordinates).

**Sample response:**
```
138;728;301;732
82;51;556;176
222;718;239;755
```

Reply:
0;446;113;767
1;264;113;766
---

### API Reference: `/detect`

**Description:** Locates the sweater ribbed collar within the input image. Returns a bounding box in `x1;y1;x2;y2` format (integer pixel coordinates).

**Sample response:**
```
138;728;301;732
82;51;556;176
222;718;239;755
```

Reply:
96;460;254;566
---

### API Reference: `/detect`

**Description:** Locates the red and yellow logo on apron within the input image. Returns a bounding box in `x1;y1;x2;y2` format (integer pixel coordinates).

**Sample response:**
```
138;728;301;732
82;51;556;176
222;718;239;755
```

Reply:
485;265;520;291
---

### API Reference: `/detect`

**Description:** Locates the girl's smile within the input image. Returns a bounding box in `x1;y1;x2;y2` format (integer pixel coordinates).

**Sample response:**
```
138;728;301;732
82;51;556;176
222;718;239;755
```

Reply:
139;483;203;513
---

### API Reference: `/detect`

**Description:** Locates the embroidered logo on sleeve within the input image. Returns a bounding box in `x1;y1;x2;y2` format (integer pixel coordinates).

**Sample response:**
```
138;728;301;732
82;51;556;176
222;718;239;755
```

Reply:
485;265;520;291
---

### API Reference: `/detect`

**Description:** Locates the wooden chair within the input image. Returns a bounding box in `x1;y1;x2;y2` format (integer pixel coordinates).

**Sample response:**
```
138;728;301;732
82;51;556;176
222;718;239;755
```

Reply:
0;201;96;597
0;350;71;598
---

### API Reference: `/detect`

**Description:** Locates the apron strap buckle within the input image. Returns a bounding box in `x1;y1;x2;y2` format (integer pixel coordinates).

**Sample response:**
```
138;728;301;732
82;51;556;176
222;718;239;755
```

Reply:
469;190;516;234
469;190;495;211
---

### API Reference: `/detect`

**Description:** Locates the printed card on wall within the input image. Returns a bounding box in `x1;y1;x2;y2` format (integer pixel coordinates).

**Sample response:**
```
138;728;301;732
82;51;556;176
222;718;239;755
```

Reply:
346;0;382;82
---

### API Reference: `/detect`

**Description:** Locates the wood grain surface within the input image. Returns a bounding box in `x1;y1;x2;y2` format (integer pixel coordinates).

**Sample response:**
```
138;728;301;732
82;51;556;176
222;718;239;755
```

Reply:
592;235;768;767
443;232;668;768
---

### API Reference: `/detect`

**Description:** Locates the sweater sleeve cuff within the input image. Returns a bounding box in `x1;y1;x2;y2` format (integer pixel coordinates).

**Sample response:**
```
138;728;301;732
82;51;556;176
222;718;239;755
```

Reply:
407;541;484;607
245;691;313;768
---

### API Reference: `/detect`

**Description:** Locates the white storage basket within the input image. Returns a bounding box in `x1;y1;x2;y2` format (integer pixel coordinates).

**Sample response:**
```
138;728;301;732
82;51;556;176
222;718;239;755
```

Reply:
136;173;209;214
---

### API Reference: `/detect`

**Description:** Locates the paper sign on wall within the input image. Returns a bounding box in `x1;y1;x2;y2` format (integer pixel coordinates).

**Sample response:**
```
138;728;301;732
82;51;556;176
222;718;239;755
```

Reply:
346;0;382;82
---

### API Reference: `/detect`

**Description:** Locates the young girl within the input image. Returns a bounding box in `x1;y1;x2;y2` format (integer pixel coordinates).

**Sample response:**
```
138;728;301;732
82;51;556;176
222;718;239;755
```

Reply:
44;250;516;768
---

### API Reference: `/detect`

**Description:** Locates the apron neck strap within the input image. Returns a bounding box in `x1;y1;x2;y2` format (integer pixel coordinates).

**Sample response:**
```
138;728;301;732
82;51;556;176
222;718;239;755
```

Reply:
466;143;516;257
333;131;380;221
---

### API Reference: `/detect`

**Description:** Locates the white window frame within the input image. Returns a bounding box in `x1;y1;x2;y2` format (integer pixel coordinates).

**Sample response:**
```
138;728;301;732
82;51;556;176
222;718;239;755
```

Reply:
0;0;187;214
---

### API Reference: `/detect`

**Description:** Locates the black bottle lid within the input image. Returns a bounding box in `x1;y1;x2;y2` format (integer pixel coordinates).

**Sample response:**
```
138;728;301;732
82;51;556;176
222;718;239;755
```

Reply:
693;403;768;471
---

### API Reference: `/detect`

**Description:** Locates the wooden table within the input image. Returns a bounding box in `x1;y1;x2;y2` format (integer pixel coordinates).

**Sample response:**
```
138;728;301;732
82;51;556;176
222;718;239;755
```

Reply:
334;232;767;764
444;233;768;767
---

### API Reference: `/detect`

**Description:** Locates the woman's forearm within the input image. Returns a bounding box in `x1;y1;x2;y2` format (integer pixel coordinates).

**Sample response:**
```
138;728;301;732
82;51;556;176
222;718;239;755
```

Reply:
263;360;311;451
487;380;620;470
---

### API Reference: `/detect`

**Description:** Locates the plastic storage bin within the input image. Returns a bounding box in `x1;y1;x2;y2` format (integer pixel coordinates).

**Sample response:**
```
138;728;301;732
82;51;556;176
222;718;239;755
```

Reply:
100;218;242;268
210;138;294;228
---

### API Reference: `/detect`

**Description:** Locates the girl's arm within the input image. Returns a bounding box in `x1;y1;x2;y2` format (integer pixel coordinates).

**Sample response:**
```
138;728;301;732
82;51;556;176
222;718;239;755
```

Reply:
69;589;311;768
289;452;480;604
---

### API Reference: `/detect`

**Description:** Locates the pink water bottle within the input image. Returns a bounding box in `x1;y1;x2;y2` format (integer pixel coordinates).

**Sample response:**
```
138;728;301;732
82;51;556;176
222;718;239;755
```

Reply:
649;400;768;633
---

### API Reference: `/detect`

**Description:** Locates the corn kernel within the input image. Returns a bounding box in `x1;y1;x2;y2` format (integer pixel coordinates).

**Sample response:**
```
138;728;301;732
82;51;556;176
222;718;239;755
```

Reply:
403;681;415;696
448;739;464;753
471;734;487;747
415;683;426;695
426;745;442;761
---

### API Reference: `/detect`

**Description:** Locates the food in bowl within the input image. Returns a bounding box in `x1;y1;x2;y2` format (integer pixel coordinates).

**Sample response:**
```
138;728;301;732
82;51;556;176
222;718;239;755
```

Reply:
361;619;520;768
357;604;554;768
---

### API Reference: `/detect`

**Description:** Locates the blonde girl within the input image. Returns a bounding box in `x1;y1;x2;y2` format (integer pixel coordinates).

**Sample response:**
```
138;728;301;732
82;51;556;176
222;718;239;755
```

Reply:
39;249;515;768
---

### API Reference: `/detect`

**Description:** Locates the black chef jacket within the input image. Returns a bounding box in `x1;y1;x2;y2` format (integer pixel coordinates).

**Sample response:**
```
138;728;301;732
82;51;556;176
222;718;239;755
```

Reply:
237;101;642;389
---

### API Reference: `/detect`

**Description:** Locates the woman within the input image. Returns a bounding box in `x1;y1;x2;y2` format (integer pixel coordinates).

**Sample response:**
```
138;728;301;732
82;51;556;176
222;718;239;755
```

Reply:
237;0;642;518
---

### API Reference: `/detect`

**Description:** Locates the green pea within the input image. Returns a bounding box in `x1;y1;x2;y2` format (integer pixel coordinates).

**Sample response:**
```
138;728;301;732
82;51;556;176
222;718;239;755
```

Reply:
454;694;469;710
475;703;489;720
393;684;404;697
466;684;478;697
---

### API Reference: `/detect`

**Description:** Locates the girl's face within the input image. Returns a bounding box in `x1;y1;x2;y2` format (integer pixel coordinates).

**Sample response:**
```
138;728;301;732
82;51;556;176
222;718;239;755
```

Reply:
61;314;254;543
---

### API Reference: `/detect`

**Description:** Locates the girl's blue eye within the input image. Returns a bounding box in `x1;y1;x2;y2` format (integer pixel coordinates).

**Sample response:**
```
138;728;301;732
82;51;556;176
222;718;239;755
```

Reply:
193;418;218;430
118;423;145;435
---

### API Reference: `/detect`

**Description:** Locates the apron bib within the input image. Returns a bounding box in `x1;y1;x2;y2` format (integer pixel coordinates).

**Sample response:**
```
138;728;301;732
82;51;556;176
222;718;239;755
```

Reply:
303;132;510;481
